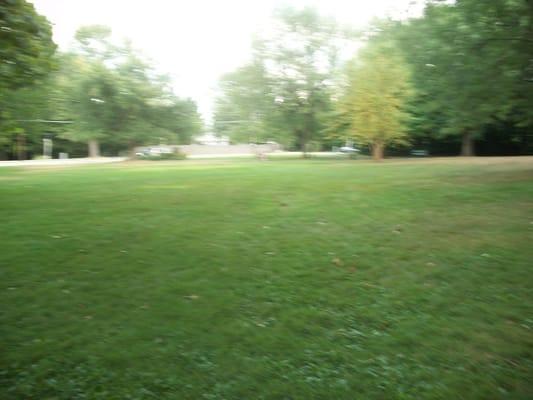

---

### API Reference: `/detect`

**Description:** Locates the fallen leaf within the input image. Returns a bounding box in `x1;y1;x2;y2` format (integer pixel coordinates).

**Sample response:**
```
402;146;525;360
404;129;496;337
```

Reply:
332;257;344;266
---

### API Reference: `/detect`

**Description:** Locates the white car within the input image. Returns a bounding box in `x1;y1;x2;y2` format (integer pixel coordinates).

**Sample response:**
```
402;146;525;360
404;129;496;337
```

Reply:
339;146;360;153
148;147;173;155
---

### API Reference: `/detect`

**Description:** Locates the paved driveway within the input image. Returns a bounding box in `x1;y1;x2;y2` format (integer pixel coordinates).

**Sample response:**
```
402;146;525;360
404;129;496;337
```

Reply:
0;157;126;168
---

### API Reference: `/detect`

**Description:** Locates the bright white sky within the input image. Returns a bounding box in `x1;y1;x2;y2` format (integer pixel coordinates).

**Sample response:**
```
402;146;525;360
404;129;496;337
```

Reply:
31;0;425;123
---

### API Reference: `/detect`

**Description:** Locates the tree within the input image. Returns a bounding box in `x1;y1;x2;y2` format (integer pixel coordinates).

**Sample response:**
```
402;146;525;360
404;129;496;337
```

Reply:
0;0;56;159
395;0;533;156
213;59;274;144
59;55;115;157
0;0;56;90
163;98;203;145
265;7;340;153
214;7;341;153
335;39;413;160
59;26;203;156
0;75;59;159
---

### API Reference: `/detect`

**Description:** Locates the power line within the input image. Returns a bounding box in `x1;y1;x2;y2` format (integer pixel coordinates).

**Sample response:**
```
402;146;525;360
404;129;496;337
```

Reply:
15;120;73;124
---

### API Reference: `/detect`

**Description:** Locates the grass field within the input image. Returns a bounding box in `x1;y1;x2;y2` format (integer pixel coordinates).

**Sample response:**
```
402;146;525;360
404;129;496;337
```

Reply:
1;157;532;399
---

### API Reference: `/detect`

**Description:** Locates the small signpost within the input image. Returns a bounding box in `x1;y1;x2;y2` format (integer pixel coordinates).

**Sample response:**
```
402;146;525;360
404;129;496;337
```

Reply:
42;138;53;159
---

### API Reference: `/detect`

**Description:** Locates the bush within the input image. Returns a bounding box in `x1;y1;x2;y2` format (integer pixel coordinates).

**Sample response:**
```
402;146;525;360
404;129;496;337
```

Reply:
159;151;187;160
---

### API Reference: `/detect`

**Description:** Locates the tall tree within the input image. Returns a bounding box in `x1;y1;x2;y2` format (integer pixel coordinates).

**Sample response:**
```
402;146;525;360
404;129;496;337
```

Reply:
214;7;340;152
396;0;533;156
265;7;339;153
213;59;274;144
335;38;414;160
0;0;56;159
58;26;116;157
165;98;203;145
60;26;203;156
0;0;56;90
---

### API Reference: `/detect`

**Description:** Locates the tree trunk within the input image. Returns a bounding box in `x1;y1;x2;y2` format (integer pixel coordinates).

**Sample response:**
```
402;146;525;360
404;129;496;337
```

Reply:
372;141;384;161
300;135;309;158
302;142;309;158
128;141;137;158
88;139;100;158
461;131;474;156
17;133;26;160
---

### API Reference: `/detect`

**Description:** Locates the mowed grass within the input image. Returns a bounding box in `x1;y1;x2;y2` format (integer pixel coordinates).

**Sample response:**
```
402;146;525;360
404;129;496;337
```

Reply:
1;157;532;399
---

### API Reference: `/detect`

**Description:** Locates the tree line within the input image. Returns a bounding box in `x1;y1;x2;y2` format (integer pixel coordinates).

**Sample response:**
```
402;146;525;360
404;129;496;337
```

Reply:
0;1;202;160
214;1;533;159
1;0;531;160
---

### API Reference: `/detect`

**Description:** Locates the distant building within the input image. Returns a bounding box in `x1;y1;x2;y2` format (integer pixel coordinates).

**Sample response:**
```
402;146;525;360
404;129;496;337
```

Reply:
194;133;229;146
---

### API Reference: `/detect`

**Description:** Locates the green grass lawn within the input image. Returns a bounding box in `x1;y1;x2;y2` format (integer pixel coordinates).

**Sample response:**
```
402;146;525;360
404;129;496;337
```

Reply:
1;157;532;399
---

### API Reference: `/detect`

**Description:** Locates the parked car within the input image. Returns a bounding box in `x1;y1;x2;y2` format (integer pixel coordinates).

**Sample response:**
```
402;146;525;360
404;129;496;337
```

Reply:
148;147;173;155
339;146;360;153
410;149;429;157
136;147;174;157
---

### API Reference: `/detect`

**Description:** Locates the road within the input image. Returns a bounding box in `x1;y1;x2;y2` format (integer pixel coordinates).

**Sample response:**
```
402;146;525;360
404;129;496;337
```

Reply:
0;157;127;167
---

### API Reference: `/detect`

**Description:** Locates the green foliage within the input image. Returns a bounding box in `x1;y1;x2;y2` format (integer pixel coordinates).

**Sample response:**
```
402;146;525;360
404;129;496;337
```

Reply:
0;0;56;90
0;0;57;159
157;98;203;145
214;2;533;157
0;75;60;158
214;61;273;144
335;38;414;159
57;26;203;155
214;7;340;151
2;2;532;159
0;15;203;160
395;0;533;155
266;7;339;151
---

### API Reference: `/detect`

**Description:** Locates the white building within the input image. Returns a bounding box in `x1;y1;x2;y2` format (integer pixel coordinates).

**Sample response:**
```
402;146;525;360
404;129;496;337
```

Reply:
194;133;229;146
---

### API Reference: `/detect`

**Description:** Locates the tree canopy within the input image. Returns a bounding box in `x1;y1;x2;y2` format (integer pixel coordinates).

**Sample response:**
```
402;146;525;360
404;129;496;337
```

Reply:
214;7;340;152
1;1;532;160
214;2;533;159
0;0;57;159
395;0;533;155
335;39;414;159
0;18;203;159
0;0;56;90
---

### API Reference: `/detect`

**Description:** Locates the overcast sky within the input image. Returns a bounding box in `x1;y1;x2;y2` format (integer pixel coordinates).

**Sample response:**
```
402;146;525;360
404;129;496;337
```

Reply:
31;0;425;123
